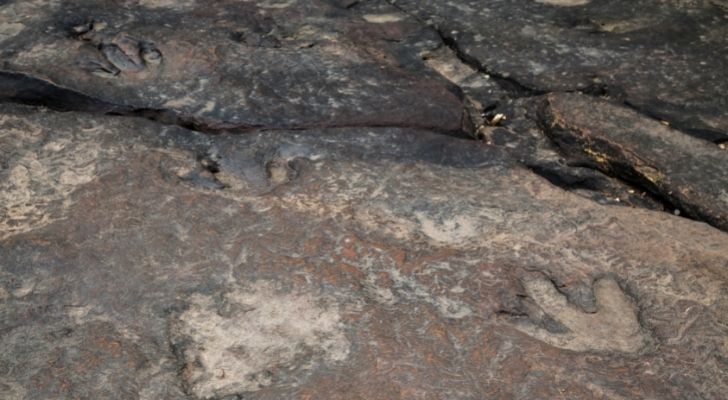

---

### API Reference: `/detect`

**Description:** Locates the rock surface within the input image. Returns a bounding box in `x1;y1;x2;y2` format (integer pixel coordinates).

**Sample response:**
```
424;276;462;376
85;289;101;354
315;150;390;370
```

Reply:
1;0;465;133
541;92;728;231
1;1;728;400
393;0;728;141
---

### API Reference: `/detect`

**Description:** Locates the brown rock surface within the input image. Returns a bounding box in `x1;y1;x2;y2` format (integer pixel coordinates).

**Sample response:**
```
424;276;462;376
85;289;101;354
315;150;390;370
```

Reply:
1;104;727;399
1;1;728;399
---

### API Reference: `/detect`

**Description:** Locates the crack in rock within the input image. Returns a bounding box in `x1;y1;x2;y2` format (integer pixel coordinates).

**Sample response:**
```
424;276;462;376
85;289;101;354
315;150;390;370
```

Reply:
0;70;468;137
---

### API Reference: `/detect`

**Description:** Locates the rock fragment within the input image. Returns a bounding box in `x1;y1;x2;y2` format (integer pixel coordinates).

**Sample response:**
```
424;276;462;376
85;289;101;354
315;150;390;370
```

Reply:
392;0;728;140
0;0;465;133
540;92;728;231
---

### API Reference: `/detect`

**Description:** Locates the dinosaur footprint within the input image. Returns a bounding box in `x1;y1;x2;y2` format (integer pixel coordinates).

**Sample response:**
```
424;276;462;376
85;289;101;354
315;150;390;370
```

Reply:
73;21;162;78
512;276;648;353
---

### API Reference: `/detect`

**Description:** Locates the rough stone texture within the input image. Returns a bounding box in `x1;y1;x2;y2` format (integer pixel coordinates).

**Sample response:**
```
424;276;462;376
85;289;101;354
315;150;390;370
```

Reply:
477;96;669;210
541;92;728;231
0;0;465;133
1;105;728;399
1;1;728;399
393;0;728;141
514;276;648;353
172;281;350;398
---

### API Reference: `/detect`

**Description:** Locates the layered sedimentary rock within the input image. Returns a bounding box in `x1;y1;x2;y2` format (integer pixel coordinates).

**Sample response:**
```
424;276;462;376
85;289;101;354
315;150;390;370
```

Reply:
392;0;728;141
1;1;728;399
0;0;465;133
540;92;728;231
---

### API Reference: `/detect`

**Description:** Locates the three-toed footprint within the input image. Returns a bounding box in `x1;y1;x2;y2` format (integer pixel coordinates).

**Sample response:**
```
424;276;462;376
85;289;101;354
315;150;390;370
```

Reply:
73;21;162;78
508;275;649;353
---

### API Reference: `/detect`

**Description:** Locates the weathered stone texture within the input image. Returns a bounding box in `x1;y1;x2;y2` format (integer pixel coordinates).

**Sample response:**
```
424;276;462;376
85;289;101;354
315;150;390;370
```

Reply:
1;1;728;399
541;92;728;231
393;0;728;141
1;0;465;133
1;104;727;399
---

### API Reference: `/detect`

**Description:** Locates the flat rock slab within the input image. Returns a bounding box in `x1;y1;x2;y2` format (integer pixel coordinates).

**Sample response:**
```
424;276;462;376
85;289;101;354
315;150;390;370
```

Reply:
540;92;728;231
2;105;728;399
0;0;464;133
393;0;728;140
476;96;669;211
2;1;728;399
